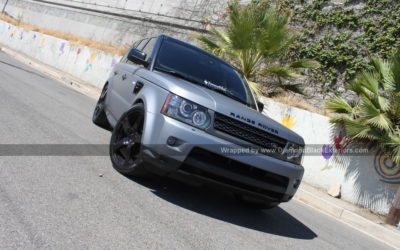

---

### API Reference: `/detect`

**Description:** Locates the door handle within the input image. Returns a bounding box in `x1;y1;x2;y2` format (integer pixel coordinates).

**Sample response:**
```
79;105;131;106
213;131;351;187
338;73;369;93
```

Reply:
122;74;127;80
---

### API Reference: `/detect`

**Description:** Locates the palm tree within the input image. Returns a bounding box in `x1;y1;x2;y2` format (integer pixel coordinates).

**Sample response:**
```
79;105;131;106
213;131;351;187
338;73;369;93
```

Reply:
326;53;400;164
195;0;319;96
326;52;400;225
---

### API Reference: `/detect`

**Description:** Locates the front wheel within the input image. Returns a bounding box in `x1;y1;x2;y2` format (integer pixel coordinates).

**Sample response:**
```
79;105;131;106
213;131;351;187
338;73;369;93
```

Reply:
109;103;148;177
93;83;112;131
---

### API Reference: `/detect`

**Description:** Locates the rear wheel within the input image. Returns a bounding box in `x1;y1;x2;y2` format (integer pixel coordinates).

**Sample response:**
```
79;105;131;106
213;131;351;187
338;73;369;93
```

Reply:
109;103;148;177
93;83;112;131
235;194;279;209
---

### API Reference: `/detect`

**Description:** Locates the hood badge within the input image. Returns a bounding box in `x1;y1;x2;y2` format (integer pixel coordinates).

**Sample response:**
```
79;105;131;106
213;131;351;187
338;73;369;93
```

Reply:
230;112;279;135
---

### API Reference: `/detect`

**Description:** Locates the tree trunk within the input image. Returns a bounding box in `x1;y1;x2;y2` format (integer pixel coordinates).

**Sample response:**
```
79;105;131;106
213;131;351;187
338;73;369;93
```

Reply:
386;188;400;226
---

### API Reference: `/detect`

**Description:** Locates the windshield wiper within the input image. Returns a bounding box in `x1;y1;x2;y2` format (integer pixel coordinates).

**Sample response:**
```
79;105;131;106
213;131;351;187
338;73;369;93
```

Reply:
154;67;202;85
211;87;249;107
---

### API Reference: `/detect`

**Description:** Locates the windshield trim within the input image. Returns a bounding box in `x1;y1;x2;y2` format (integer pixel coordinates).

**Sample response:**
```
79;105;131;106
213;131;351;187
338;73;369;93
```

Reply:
153;37;258;110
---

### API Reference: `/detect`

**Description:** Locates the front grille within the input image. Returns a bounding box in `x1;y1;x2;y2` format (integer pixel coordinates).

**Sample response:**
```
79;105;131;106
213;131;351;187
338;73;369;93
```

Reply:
213;113;287;150
181;148;288;200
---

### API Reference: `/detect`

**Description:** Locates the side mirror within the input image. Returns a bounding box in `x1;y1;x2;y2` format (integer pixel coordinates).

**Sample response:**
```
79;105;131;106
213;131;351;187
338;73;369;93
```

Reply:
127;48;148;67
257;100;264;113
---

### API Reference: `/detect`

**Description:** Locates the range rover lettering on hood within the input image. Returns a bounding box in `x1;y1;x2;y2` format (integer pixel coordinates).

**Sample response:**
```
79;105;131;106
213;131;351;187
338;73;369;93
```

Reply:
230;112;279;135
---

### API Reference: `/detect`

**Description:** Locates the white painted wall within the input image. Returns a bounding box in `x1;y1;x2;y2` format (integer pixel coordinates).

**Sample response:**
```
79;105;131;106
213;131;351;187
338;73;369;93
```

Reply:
0;20;121;88
261;98;398;215
0;19;398;215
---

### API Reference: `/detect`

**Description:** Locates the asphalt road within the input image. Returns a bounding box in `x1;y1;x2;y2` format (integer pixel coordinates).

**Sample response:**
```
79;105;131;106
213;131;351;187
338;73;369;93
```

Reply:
0;51;394;250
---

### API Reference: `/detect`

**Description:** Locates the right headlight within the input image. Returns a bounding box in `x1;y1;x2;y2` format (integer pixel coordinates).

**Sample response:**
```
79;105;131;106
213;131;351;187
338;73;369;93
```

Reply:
161;93;211;130
282;142;304;165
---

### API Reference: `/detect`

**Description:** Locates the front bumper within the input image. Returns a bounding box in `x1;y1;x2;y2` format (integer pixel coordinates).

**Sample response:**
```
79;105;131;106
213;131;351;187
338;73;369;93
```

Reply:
141;111;304;202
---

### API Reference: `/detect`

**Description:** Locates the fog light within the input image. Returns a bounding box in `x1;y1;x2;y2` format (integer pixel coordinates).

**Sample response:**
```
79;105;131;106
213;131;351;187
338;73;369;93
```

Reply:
293;179;301;189
167;136;177;146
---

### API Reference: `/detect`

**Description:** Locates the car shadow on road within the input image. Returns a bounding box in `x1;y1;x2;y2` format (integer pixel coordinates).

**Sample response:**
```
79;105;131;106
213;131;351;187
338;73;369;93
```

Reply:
128;175;317;240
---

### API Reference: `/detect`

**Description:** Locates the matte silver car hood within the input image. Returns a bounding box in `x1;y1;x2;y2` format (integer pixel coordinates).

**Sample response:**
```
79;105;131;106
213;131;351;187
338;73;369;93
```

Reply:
140;70;304;145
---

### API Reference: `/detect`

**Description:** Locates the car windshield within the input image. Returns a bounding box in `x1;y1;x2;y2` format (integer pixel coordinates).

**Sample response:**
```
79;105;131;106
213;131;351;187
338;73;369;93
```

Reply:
154;39;257;109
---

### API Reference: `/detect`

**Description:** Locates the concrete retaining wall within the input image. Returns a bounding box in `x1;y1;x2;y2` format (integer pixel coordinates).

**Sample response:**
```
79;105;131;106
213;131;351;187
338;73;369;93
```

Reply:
0;18;398;215
261;98;398;215
0;20;121;88
0;0;228;46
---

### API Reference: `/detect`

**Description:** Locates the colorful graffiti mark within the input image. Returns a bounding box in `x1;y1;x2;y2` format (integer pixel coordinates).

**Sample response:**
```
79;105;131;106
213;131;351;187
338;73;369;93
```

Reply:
111;58;118;67
0;23;6;34
281;115;296;129
322;145;333;160
77;48;82;55
39;37;47;49
321;144;334;171
10;29;16;38
84;53;97;72
333;131;349;154
59;42;66;55
373;151;400;186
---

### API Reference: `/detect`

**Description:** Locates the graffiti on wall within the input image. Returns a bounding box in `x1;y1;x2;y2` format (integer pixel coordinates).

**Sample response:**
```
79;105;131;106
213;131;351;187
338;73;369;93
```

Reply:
321;144;334;171
373;151;400;187
59;42;66;55
84;53;97;72
111;58;118;68
281;114;297;129
39;37;46;49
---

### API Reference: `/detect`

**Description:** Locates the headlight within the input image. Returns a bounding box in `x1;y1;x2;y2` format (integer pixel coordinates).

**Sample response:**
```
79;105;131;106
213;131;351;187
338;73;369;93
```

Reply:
282;142;304;165
161;94;211;129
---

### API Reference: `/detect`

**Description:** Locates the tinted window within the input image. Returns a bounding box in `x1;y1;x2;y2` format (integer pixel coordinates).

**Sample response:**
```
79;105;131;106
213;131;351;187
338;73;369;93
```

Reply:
136;39;148;51
142;38;157;62
154;40;256;108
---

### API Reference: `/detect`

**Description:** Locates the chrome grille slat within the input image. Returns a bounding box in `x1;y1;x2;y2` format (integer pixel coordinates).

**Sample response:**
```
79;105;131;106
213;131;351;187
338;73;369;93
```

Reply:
213;113;287;149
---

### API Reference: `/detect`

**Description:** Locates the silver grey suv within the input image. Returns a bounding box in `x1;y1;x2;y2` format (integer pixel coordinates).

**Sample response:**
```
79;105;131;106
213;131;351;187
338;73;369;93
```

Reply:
93;35;305;208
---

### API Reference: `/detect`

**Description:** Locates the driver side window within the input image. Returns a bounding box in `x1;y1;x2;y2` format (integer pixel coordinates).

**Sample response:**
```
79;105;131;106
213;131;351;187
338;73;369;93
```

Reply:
121;38;149;64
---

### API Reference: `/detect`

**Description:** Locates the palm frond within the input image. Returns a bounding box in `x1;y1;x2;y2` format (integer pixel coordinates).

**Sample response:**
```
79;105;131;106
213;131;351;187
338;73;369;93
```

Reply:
359;98;393;131
289;59;320;69
370;57;394;91
248;80;263;96
277;83;307;95
325;97;357;115
391;51;400;92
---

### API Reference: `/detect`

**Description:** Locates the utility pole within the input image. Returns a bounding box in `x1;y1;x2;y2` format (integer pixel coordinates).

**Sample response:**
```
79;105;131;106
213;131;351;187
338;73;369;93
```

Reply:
2;0;9;14
386;188;400;226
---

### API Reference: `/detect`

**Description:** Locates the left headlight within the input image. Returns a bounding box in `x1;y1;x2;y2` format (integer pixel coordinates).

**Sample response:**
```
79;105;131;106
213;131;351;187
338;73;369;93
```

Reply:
282;142;304;165
161;93;211;130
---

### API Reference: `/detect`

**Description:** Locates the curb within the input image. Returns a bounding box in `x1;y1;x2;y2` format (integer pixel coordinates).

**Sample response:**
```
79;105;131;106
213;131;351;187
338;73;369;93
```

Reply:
295;188;400;249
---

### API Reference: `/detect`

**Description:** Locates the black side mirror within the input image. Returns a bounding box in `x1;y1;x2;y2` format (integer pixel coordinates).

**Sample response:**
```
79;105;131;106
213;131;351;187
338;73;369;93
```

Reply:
257;100;264;113
127;48;148;67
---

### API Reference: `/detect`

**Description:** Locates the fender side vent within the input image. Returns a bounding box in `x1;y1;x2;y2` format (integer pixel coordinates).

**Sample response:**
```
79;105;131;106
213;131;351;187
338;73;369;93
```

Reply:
133;81;144;94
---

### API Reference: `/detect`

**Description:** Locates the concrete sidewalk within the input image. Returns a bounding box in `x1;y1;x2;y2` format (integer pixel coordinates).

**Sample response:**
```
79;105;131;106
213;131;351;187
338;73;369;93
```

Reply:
295;183;400;249
2;45;400;250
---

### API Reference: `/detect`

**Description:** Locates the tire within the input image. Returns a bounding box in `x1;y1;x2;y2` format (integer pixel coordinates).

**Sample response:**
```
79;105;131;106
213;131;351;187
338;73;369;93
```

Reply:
92;83;112;131
109;103;148;177
235;194;279;209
